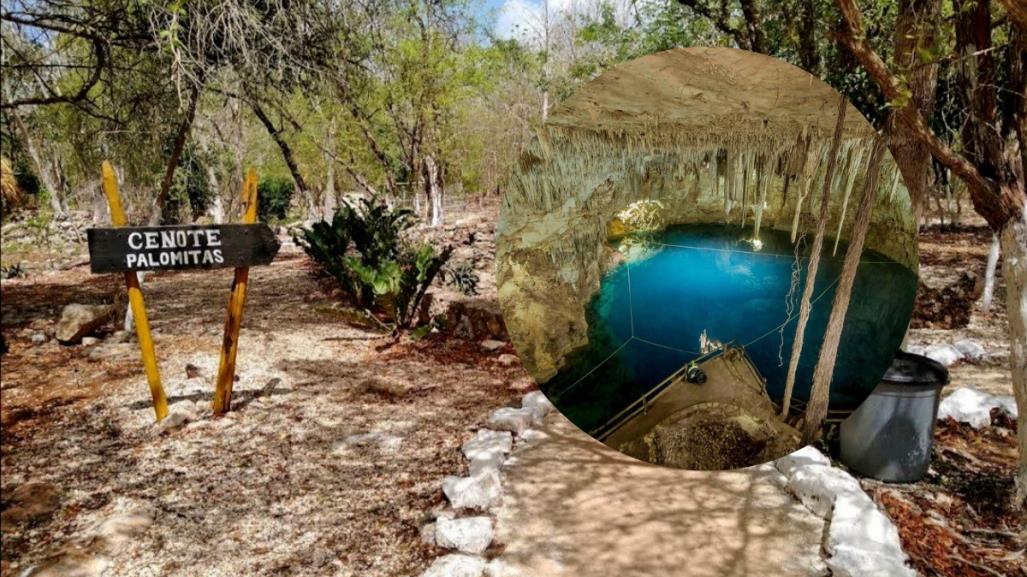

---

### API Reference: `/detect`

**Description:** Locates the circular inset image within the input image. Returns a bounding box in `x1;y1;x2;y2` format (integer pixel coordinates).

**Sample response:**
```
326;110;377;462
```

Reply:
497;47;918;470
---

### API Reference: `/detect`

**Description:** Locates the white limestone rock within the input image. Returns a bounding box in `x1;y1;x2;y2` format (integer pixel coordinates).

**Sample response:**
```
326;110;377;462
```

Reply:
481;339;506;353
826;493;916;577
488;407;535;435
952;339;986;362
485;558;529;577
55;304;113;344
938;387;1017;428
786;464;864;519
435;516;494;554
775;446;831;478
420;554;487;577
155;401;198;435
420;522;437;546
93;511;153;552
469;451;506;476
922;344;963;367
746;462;789;490
443;470;502;510
462;429;513;460
520;391;554;424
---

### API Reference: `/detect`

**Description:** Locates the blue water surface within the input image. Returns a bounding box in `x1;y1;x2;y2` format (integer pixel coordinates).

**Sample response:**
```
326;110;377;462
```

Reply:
542;223;917;434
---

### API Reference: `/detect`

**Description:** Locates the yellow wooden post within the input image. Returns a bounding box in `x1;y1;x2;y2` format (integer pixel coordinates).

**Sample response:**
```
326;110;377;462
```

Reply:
101;161;169;421
212;169;258;414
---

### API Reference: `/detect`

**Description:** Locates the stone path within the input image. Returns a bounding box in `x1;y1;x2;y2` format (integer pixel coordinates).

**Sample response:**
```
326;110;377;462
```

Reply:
487;413;827;577
421;393;918;577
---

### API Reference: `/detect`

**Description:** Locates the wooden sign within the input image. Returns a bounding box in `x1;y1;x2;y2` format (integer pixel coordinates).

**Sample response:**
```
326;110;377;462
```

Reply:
95;161;270;422
87;224;279;274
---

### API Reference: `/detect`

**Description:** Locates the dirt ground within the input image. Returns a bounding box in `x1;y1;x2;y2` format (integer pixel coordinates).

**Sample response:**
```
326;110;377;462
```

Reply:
1;224;530;577
1;209;1022;577
879;217;1023;577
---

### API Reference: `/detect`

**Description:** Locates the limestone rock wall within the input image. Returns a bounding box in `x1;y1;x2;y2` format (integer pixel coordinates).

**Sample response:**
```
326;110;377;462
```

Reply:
498;135;918;382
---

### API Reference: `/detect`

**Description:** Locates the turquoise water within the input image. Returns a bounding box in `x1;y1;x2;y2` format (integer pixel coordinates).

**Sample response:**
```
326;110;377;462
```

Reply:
542;223;918;434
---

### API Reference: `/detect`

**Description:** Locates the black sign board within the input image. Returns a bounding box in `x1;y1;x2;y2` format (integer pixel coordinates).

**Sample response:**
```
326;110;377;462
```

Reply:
87;224;280;273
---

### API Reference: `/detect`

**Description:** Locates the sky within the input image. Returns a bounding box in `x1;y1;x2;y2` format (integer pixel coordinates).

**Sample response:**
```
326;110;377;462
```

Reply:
481;0;628;42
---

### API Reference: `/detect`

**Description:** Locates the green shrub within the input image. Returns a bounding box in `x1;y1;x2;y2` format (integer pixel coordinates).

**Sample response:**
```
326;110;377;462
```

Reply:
445;261;479;296
165;149;212;223
257;176;295;222
293;197;451;329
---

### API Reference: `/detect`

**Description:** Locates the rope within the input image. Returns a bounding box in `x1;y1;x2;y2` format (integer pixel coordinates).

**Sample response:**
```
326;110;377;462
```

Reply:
745;275;841;349
556;240;873;399
647;240;901;264
553;338;632;397
626;259;635;337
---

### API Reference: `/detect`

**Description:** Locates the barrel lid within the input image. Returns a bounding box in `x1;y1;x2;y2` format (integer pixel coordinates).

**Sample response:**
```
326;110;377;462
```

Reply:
882;351;950;386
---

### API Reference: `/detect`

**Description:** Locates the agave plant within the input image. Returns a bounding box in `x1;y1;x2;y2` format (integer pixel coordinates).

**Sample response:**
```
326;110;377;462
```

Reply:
293;197;450;330
445;261;479;296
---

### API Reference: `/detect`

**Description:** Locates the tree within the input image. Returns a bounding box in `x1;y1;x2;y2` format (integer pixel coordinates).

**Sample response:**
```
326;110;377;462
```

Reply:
835;0;1026;508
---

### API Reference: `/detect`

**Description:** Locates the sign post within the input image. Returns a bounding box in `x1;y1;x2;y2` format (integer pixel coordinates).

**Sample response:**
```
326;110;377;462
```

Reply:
89;164;279;420
212;169;258;414
100;161;169;421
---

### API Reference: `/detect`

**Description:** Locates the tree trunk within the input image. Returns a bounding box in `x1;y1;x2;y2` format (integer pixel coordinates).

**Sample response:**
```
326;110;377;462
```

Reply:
803;136;888;441
889;0;940;227
797;0;820;73
1000;215;1027;509
323;118;338;220
250;99;309;206
781;95;848;417
11;110;65;217
982;233;1000;311
424;154;444;227
151;83;201;225
836;0;1027;510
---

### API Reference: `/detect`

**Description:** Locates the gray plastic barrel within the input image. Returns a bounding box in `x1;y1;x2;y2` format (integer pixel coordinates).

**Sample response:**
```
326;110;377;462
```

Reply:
839;351;949;482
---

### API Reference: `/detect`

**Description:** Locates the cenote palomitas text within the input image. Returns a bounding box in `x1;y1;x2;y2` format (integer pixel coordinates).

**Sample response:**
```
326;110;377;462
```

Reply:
124;228;225;268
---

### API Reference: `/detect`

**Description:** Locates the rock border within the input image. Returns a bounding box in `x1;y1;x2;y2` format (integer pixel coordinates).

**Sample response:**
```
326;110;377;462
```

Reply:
419;391;919;577
418;391;554;577
775;447;916;577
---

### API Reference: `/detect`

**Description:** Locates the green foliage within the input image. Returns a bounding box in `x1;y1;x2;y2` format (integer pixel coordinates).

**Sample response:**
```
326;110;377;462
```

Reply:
0;262;27;279
293;197;451;329
12;157;41;198
257;176;295;223
294;209;355;291
164;145;212;223
445;260;479;296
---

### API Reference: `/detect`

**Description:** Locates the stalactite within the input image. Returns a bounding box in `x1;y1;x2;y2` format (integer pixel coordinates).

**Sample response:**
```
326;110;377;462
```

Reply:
833;140;867;256
724;149;735;220
753;153;770;241
791;137;821;243
803;136;889;441
781;95;848;418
